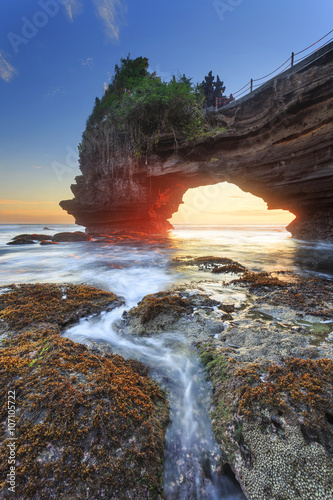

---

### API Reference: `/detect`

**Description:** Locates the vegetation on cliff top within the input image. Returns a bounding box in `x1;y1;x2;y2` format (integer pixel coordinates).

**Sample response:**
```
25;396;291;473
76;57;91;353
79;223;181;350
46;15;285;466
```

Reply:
80;55;227;159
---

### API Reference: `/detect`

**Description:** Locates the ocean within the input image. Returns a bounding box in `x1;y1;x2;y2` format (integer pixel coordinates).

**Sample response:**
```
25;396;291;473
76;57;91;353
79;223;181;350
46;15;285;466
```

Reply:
1;223;333;499
1;224;333;295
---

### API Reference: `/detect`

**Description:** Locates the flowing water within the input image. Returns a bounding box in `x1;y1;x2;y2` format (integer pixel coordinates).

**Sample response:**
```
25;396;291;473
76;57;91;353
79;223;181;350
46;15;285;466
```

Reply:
1;223;333;499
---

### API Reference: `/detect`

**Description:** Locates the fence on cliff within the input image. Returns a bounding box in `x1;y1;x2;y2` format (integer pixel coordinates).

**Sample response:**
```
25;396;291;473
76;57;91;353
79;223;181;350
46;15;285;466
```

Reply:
216;29;333;108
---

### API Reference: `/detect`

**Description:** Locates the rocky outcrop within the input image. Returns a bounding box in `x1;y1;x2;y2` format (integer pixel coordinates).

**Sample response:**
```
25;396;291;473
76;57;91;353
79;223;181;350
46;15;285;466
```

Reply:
119;266;333;500
6;232;92;245
60;42;333;240
0;284;168;499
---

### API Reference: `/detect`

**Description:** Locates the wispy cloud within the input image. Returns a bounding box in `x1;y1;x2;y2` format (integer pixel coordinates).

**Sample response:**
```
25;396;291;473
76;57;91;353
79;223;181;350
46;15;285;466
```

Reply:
43;87;64;98
93;0;126;40
81;57;94;68
63;0;83;23
61;1;126;39
0;52;16;82
32;165;43;169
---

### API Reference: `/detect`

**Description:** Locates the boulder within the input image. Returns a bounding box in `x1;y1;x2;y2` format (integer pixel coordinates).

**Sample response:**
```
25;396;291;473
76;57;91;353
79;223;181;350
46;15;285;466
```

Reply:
52;231;92;242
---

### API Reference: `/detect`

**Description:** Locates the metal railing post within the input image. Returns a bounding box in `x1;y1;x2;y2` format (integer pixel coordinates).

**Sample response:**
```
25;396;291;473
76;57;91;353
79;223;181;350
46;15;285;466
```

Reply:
250;79;253;92
291;52;294;67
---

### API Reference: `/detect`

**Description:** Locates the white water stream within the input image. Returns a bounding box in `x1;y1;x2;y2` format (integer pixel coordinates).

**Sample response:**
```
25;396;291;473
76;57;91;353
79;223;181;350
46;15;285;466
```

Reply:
65;307;245;499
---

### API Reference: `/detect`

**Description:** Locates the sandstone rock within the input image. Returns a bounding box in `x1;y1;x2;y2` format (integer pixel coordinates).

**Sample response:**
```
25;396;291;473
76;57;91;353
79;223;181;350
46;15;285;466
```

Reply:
60;42;333;240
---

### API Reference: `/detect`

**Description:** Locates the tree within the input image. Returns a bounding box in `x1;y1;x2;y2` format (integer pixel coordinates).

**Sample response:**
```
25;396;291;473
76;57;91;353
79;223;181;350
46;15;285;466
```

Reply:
113;55;149;96
202;71;215;107
214;75;226;101
83;57;206;157
201;71;226;107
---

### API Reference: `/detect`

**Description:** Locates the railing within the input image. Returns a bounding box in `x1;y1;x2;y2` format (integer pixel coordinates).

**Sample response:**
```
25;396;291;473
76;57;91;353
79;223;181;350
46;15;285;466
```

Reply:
227;29;333;102
215;95;235;110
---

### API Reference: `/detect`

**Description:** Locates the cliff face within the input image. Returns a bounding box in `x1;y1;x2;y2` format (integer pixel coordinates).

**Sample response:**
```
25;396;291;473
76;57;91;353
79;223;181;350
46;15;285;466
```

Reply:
60;43;333;239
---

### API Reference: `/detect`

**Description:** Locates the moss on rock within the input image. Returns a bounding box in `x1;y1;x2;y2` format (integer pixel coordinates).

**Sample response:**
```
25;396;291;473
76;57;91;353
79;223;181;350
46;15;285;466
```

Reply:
0;283;123;330
128;291;194;324
0;284;169;499
233;271;286;290
172;256;247;274
198;344;333;500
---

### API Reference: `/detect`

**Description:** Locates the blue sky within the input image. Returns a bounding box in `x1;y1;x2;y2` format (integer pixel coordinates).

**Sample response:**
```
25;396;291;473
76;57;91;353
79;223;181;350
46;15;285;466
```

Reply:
0;0;332;223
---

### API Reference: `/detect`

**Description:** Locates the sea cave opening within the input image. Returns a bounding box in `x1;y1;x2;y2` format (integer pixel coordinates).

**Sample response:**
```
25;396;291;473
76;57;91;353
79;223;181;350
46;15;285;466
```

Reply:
169;182;295;227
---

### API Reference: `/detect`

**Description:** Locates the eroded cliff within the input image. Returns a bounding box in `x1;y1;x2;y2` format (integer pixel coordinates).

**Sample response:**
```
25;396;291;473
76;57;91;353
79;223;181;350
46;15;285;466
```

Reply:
60;43;333;239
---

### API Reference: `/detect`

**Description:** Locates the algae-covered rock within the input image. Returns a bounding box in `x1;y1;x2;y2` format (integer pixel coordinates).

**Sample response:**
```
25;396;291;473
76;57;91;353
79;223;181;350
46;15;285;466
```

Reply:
198;347;333;500
0;284;169;499
0;283;123;332
172;256;247;274
122;290;223;338
188;269;333;500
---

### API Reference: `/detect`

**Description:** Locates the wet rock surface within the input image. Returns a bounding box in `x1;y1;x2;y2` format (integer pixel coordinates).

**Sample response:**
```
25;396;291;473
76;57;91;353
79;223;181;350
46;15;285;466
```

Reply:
121;260;333;500
52;231;92;242
1;256;332;499
0;284;169;499
6;231;93;245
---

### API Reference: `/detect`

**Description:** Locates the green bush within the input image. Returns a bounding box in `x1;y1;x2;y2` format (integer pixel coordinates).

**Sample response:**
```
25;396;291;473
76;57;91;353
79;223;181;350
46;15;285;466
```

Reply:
83;55;206;157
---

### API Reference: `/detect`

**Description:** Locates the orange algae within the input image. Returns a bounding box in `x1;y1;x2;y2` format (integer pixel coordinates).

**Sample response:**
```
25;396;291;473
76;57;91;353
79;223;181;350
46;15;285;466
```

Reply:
0;284;169;499
232;271;286;289
235;358;333;429
129;291;194;324
198;344;333;455
0;283;122;329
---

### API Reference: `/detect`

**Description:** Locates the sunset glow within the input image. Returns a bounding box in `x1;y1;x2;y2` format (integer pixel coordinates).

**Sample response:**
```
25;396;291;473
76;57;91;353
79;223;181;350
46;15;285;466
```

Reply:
170;183;295;225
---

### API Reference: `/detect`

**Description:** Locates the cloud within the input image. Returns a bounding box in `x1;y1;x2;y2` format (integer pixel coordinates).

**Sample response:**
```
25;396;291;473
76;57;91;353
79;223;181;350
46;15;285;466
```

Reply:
61;1;126;39
0;52;16;82
43;87;64;98
63;0;83;23
81;57;94;68
93;0;126;40
32;166;43;169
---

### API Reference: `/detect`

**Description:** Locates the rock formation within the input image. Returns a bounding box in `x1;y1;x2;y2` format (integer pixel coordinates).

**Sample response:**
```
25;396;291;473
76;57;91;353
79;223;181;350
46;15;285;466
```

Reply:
60;42;333;240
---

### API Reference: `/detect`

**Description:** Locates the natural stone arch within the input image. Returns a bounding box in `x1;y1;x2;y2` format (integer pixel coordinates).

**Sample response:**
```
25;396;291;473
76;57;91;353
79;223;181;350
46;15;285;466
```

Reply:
61;42;333;240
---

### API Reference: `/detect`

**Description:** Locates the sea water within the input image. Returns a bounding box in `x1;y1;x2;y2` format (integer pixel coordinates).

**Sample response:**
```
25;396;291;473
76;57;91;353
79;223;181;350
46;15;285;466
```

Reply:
1;224;332;499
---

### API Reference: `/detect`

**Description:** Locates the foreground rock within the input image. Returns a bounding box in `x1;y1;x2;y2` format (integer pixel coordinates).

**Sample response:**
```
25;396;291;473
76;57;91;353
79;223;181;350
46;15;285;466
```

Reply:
60;44;333;239
121;265;333;500
0;284;169;499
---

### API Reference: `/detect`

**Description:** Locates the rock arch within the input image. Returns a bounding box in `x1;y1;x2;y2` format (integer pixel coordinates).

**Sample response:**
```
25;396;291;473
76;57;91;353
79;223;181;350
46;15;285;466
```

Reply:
60;42;333;240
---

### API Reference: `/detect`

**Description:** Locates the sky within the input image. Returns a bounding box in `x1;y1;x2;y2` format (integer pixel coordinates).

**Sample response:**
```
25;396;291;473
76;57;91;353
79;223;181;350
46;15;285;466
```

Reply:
0;0;332;225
